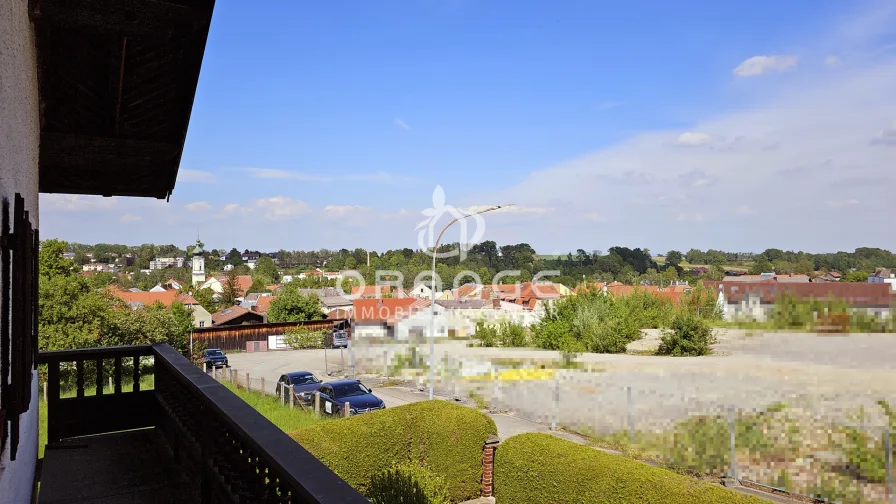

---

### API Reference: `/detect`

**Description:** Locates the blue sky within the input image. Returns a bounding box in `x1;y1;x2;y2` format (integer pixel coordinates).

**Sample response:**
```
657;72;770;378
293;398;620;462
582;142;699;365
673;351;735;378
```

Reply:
42;1;896;254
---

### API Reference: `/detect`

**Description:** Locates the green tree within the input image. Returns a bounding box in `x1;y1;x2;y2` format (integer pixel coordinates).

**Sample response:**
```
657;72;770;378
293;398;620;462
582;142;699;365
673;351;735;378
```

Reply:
665;250;683;270
657;312;716;356
267;288;324;322
220;269;241;307
748;257;773;275
40;239;75;278
843;270;869;283
170;302;196;356
254;255;278;282
39;274;114;350
193;287;218;314
247;277;272;294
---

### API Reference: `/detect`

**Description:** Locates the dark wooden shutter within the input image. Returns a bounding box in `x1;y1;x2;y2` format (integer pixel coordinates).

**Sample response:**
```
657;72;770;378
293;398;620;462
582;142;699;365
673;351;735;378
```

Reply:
0;194;39;460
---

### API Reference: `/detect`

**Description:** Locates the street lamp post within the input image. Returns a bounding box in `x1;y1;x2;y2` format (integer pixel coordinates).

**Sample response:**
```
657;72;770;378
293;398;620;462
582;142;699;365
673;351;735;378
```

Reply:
428;204;511;400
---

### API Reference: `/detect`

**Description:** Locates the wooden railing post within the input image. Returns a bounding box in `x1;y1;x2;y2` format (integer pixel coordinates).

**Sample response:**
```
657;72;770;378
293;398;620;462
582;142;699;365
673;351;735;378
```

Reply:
314;392;320;418
343;401;350;418
46;360;60;443
289;385;295;409
260;376;265;395
246;372;251;392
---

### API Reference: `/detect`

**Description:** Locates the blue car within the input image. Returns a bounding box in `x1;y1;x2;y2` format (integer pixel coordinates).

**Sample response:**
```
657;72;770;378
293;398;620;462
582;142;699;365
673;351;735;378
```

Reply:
275;371;323;404
203;348;228;371
316;380;385;416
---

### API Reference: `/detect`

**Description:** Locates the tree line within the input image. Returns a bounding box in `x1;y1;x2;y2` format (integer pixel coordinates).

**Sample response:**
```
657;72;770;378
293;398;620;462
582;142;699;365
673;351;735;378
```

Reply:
66;240;896;290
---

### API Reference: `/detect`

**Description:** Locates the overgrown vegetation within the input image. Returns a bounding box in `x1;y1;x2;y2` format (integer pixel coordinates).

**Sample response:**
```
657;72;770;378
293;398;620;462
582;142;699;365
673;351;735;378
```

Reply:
366;463;450;504
472;321;528;347
290;400;497;502
531;284;720;354
283;327;327;349
728;293;896;333
657;312;716;356
494;433;769;503
267;283;326;322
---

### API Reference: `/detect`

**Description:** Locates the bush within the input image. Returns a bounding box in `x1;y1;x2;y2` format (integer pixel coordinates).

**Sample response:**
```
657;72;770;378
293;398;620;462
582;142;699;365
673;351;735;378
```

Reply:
494;433;769;504
283;327;326;349
290;400;497;502
367;463;450;504
497;321;527;347
473;322;498;347
657;312;716;356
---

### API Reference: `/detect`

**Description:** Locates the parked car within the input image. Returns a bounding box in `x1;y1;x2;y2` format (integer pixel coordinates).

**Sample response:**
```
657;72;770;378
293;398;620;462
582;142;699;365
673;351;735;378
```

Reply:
203;348;228;371
275;371;323;404
315;379;385;416
326;330;349;349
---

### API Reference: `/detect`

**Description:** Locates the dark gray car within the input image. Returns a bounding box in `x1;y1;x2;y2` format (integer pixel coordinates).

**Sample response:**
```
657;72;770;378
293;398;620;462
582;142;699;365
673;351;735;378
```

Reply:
275;371;323;404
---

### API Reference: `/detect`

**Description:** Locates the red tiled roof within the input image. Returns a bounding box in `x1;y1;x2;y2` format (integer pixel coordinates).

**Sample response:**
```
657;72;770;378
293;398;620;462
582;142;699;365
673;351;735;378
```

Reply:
716;281;892;307
353;298;429;323
351;285;393;297
327;308;352;319
253;296;275;314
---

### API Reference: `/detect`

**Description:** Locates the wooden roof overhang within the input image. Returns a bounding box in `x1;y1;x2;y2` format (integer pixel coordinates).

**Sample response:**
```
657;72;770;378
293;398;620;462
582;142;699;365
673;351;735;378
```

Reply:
30;0;216;199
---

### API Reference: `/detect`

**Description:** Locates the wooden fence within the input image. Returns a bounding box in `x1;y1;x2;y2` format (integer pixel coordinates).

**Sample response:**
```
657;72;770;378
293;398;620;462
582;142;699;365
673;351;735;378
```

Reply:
192;319;350;351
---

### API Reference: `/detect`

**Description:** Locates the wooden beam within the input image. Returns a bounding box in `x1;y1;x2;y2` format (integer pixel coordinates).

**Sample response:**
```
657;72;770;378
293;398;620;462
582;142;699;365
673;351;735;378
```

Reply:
30;0;209;37
39;133;177;198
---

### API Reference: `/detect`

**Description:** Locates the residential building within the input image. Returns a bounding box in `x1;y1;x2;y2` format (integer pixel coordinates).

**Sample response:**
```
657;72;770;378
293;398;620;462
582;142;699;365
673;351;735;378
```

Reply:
352;298;432;339
407;283;433;299
240;292;273;310
149;257;185;270
199;275;253;296
82;263;116;273
241;252;261;262
211;305;265;326
722;273;810;283
869;268;896;291
709;281;893;322
297;287;353;314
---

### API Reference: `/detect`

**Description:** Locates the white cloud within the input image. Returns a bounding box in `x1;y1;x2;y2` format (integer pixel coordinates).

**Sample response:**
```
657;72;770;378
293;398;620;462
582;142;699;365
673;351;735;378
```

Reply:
736;206;758;215
241;168;334;182
41;194;117;211
323;205;367;217
119;214;142;223
733;55;799;77
584;212;609;222
176;169;218;183
870;121;896;145
825;198;859;208
252;196;311;220
825;55;841;67
675;132;712;146
394;118;410;130
693;178;713;187
186;201;212;212
221;203;241;215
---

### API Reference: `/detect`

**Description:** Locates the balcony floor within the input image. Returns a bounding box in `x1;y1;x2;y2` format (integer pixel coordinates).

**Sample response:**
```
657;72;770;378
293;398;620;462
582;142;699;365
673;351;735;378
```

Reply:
39;428;197;504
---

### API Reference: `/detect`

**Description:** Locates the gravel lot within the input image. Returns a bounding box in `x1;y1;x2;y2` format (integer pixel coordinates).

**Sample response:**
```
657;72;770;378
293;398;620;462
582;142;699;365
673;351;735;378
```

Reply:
227;329;896;433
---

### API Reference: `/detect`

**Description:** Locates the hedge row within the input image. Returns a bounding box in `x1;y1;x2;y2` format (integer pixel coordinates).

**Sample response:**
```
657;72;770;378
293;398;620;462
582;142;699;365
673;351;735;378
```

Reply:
290;400;497;503
494;433;769;504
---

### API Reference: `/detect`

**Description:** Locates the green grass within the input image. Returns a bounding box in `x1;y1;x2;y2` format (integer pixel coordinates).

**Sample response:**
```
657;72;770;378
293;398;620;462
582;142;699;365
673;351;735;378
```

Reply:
38;374;156;459
219;381;331;432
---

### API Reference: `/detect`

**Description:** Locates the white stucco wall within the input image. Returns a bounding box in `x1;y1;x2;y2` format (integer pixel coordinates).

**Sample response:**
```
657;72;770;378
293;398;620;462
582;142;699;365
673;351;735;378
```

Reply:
0;0;40;501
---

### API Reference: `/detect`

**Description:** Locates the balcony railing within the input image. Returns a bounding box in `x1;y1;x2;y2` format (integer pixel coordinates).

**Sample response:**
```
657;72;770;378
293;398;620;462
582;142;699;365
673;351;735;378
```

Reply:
39;343;369;503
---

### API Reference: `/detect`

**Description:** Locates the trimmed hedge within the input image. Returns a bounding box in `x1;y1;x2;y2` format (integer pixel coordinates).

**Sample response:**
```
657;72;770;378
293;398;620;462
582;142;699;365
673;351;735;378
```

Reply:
290;400;497;502
494;433;769;504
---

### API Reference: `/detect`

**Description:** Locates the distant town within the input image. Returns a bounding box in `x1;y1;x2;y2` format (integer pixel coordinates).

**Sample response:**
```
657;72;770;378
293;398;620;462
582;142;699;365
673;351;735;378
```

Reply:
56;240;896;336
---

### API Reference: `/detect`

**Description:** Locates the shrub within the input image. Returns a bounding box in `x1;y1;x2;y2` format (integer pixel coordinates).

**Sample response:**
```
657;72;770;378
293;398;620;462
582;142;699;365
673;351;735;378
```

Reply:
367;463;450;504
290;400;497;502
282;327;326;349
497;321;527;347
494;433;769;504
657;312;716;356
473;322;498;347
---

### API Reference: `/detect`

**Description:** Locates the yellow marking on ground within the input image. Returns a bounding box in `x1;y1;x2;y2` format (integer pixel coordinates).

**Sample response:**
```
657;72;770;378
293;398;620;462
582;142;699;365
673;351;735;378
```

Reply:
463;368;557;381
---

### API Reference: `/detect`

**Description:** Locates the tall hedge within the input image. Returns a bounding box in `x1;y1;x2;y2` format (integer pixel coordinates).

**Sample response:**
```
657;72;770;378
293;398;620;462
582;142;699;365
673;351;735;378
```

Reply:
494;433;769;504
290;400;497;502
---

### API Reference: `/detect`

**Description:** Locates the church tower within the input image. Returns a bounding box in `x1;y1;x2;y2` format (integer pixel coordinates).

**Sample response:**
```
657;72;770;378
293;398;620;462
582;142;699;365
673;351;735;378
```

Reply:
192;238;206;287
